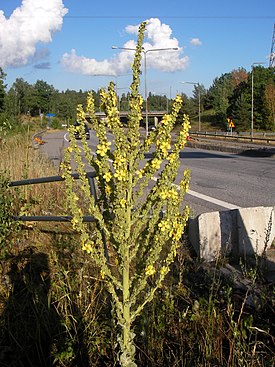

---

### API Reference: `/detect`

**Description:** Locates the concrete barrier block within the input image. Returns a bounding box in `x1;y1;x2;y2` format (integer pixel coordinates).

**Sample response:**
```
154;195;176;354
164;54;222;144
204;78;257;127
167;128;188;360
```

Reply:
189;211;234;261
199;211;221;261
219;210;238;257
188;207;275;262
237;206;275;257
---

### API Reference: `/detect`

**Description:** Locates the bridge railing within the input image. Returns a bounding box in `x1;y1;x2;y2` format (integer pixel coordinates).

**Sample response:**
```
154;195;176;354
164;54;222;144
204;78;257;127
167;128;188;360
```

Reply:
190;131;275;145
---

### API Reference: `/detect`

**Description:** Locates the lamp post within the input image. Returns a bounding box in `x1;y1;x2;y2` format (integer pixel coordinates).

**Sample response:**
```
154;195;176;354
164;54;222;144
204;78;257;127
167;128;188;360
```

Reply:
112;46;178;135
180;81;201;131
251;62;266;139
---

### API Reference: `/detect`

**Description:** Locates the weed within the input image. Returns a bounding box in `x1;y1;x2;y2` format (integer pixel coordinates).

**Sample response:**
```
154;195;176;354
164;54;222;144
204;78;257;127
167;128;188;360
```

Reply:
0;171;21;257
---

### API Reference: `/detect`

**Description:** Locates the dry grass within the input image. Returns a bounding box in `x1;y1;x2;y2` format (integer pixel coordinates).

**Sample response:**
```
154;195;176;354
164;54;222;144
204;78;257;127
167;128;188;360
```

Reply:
0;130;67;218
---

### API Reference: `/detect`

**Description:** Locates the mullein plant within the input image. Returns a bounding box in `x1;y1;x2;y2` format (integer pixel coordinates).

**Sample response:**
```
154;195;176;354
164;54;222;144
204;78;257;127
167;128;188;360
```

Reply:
61;21;191;367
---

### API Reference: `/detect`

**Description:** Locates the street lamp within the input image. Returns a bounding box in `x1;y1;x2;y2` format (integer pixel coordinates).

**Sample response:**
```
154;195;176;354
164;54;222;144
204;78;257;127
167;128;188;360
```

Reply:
112;46;178;135
180;81;201;131
251;62;266;139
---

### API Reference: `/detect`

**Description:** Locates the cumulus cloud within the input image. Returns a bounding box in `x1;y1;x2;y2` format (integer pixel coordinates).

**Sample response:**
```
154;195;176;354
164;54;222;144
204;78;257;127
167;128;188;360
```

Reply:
0;0;68;69
61;49;131;76
190;38;202;46
61;18;190;75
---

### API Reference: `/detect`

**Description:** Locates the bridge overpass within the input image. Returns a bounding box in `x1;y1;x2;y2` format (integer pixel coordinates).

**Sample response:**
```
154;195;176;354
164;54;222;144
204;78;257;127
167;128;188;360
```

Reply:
92;111;167;124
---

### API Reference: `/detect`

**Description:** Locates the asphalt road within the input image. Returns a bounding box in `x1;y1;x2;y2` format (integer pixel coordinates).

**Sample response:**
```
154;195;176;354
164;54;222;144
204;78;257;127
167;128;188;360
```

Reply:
179;148;275;216
39;129;275;217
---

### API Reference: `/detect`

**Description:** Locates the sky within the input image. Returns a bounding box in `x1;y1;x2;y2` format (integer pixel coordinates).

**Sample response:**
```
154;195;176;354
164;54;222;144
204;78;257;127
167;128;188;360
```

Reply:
0;0;274;98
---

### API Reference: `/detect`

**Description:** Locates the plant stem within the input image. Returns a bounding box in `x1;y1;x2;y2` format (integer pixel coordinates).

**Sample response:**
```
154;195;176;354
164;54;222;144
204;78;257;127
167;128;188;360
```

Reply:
121;169;135;364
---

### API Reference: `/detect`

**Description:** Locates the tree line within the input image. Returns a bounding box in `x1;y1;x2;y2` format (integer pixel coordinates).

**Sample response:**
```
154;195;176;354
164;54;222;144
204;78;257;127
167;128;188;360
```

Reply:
0;66;274;132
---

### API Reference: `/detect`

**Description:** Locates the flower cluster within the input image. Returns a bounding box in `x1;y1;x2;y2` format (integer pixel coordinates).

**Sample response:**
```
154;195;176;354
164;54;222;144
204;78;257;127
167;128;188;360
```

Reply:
145;264;156;276
82;241;94;254
158;219;171;233
96;141;111;157
156;139;171;156
159;187;178;201
114;169;127;182
169;220;185;241
60;20;191;367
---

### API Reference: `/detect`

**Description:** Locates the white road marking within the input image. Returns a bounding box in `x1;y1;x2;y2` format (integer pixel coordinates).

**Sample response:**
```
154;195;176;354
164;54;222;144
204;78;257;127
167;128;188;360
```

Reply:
64;132;69;142
187;189;241;209
151;176;241;210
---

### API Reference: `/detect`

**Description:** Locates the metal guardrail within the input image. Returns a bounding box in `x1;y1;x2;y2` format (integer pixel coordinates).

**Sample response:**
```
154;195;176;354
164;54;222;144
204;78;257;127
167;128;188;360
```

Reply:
190;131;275;144
10;170;110;261
10;171;97;222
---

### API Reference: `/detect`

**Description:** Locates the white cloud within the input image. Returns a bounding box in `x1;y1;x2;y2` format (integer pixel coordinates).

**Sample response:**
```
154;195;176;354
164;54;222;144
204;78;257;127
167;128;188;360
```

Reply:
0;0;68;69
61;18;190;75
190;38;202;46
61;49;120;76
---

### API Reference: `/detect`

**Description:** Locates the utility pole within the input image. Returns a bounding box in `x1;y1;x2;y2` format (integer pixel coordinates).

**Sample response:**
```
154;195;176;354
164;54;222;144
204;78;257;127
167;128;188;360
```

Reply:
269;23;275;68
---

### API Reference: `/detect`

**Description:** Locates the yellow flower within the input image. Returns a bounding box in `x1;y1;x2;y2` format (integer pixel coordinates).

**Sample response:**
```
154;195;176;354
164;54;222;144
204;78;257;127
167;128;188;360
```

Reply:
159;189;169;200
103;171;112;182
167;152;177;162
145;264;156;276
169;221;184;241
105;185;111;195
100;269;105;279
76;105;86;120
114;169;127;181
158;140;171;155
151;158;161;170
161;114;172;126
158;220;171;232
96;142;111;157
82;241;94;254
160;266;169;276
136;169;144;179
96;145;107;157
114;154;126;167
174;95;183;105
169;188;178;201
120;198;127;208
145;138;151;146
71;217;79;229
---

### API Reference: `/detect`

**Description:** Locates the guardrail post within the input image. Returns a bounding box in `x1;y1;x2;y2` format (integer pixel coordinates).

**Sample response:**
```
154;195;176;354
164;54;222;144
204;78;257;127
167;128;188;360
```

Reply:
87;174;97;201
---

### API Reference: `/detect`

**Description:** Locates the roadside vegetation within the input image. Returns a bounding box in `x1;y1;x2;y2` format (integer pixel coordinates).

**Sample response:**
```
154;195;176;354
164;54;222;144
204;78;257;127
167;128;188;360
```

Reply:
0;23;274;367
0;129;274;366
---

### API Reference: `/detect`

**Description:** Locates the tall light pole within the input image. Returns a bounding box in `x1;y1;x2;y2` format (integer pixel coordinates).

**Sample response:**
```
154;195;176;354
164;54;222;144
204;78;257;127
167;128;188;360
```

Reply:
112;46;178;135
180;81;201;131
251;62;265;139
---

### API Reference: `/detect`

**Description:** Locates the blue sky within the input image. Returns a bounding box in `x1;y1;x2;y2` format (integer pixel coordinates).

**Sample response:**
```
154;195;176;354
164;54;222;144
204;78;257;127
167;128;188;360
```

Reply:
1;0;274;97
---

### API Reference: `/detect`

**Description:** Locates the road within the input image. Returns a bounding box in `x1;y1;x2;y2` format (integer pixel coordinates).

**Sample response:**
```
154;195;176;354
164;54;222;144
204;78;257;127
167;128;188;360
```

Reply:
39;129;275;217
179;148;275;216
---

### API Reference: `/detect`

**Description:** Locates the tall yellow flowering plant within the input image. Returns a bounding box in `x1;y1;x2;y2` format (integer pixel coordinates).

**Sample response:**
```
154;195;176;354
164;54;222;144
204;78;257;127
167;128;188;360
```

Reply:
61;21;190;367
